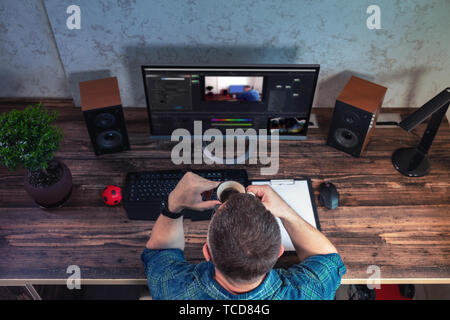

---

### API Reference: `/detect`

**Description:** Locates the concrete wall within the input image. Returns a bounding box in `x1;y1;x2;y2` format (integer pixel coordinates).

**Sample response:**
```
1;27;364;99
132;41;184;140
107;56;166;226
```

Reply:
0;0;70;97
1;1;449;115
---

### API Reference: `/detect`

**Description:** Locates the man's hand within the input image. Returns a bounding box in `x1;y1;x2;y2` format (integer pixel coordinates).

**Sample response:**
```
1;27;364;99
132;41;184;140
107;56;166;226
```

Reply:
247;184;338;261
146;172;220;251
168;172;221;213
246;184;296;220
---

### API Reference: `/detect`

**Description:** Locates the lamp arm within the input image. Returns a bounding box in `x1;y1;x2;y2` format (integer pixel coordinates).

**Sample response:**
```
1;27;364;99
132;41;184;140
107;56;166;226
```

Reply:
417;101;449;154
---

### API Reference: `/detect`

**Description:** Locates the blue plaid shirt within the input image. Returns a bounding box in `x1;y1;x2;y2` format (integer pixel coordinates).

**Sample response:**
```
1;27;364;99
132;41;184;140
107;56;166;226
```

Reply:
141;248;346;300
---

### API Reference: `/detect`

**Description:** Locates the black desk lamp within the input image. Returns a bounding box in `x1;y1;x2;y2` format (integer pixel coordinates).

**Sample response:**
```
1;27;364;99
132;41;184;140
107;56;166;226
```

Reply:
392;87;450;177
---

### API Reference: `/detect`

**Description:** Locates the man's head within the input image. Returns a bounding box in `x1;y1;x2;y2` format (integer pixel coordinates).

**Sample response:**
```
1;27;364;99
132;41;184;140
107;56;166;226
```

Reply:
243;85;252;92
204;193;282;285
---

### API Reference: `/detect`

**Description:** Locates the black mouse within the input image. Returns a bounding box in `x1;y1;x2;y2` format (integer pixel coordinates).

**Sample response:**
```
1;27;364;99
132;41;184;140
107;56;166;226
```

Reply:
319;182;339;210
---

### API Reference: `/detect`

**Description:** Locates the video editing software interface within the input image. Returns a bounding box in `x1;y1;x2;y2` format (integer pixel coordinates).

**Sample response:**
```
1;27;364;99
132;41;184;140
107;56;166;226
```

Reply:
142;65;320;138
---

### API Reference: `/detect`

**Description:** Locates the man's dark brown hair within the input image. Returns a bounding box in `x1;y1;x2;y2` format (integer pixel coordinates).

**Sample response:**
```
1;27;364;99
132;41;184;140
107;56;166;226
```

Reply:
208;193;281;284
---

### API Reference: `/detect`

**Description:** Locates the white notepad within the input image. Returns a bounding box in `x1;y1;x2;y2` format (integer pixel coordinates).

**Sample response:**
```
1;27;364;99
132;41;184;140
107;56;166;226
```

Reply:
251;179;320;251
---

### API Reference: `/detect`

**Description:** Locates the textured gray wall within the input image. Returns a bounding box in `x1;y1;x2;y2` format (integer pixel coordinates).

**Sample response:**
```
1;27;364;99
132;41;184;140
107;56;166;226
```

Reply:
1;1;449;112
0;0;70;98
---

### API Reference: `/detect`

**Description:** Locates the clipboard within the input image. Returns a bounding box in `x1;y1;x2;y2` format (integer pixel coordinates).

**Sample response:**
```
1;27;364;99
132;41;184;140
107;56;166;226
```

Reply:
251;178;320;251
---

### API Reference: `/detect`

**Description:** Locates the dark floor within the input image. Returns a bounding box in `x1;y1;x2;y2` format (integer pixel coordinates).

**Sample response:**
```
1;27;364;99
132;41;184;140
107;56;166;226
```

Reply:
335;284;450;300
0;285;150;300
1;284;450;300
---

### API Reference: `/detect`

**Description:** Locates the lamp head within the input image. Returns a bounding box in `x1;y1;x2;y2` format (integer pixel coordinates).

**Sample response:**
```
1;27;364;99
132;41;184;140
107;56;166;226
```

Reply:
398;88;450;132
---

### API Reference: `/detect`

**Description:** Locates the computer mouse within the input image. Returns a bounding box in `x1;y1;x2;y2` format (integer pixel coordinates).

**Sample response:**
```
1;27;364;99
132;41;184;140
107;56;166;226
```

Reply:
319;182;339;210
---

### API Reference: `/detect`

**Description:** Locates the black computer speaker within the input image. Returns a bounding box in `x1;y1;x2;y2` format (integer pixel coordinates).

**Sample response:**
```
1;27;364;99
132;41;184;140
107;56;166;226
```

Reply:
79;77;130;156
327;76;387;157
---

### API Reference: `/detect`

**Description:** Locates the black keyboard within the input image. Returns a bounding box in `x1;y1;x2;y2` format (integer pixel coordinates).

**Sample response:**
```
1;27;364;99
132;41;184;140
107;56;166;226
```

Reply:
123;169;248;221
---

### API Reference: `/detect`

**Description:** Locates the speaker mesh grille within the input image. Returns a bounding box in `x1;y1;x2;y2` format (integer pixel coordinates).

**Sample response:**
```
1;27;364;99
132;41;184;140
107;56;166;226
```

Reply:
96;130;123;149
333;128;359;149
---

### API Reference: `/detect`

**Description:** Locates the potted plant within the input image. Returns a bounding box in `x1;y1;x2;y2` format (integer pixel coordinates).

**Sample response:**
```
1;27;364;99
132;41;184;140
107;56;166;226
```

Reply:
0;103;72;208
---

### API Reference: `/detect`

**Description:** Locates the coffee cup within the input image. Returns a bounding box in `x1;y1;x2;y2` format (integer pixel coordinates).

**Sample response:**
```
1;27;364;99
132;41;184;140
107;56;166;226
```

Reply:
216;181;254;203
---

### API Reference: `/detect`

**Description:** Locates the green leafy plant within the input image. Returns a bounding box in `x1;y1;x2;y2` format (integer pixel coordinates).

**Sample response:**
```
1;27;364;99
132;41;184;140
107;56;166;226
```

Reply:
0;103;63;173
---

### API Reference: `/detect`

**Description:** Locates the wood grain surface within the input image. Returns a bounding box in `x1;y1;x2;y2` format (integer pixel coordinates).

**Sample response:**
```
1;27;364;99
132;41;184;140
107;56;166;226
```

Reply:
0;98;449;284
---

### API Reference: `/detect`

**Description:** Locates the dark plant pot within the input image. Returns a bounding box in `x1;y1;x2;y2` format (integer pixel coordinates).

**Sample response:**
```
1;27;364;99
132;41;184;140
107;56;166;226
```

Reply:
24;160;73;208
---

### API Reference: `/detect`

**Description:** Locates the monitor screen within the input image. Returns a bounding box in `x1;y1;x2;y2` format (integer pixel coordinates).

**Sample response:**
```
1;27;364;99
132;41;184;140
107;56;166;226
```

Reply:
142;65;319;139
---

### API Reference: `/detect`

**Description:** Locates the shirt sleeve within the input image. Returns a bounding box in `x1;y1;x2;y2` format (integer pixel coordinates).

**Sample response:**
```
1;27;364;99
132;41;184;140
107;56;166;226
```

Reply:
141;248;196;299
279;253;347;299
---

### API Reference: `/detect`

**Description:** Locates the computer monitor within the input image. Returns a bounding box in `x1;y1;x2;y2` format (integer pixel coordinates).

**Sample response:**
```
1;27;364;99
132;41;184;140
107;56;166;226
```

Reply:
141;65;320;140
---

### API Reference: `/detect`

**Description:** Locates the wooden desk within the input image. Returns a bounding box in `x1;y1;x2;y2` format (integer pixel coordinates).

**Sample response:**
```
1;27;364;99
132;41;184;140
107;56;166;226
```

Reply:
0;98;449;286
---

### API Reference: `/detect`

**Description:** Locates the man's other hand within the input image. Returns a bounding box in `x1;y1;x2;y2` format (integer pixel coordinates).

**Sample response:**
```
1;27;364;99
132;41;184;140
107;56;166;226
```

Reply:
168;172;221;213
246;184;296;220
